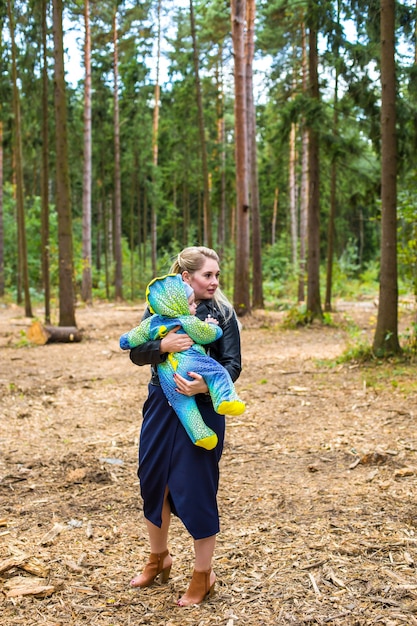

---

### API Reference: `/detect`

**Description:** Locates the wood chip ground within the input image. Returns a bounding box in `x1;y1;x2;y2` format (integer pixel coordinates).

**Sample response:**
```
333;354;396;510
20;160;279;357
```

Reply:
1;301;417;625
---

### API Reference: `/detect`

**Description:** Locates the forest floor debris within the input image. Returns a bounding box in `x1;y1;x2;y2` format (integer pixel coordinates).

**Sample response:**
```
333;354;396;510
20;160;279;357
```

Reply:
1;300;417;625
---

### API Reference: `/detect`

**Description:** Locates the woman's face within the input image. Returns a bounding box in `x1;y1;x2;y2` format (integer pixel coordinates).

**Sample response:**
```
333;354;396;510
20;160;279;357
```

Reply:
185;258;220;301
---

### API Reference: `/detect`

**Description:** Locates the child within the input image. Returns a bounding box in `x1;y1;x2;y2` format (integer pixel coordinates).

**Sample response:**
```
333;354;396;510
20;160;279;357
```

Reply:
120;274;245;450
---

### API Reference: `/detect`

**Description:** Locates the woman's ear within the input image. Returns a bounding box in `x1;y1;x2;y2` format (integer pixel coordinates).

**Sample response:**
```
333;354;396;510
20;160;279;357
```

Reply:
182;271;191;284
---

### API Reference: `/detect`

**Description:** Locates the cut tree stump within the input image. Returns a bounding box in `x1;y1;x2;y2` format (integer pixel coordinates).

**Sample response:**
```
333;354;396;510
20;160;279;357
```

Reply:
27;320;83;345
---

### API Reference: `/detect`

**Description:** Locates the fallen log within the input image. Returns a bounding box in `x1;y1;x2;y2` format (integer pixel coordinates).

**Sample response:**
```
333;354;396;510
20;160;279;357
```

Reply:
27;320;83;345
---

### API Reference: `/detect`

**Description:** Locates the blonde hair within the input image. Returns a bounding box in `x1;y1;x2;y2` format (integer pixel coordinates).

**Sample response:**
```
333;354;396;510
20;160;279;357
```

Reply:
169;246;234;321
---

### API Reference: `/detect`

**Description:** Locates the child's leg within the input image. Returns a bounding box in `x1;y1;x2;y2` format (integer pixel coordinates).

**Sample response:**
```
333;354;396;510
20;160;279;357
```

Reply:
173;396;218;450
194;356;246;416
158;364;218;450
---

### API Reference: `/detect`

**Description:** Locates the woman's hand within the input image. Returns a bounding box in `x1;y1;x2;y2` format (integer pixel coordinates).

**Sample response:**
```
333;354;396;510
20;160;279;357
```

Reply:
174;372;208;396
160;327;194;353
205;314;219;325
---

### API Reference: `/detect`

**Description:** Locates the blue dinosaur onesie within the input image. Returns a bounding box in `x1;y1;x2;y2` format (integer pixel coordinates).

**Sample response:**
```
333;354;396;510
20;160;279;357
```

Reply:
120;274;245;450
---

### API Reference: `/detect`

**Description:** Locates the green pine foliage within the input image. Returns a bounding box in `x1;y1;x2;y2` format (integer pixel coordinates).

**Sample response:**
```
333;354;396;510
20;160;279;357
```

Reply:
0;0;416;333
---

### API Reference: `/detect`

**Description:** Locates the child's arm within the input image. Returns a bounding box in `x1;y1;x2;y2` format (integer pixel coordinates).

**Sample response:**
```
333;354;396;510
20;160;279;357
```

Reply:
181;316;223;345
119;316;152;350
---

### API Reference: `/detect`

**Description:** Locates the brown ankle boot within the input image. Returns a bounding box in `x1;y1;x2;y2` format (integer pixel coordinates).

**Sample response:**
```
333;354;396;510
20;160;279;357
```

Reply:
130;549;171;588
177;568;215;606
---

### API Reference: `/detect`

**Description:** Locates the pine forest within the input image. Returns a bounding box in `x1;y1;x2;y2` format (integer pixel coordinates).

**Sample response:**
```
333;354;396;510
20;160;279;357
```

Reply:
0;0;416;354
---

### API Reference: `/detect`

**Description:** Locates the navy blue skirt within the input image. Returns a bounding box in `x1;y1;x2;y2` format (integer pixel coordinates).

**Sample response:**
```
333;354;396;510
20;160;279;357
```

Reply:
138;383;225;540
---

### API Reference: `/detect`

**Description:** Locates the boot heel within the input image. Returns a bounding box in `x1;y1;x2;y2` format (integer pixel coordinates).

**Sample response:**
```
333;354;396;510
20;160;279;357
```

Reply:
160;564;171;583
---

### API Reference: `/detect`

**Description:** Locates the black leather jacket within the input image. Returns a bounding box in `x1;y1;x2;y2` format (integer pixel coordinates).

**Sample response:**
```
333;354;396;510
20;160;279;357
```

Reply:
129;299;242;385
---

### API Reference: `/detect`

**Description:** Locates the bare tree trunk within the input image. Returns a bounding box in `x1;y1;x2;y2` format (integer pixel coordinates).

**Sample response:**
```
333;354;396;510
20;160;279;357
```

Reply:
325;0;340;313
231;0;250;316
298;128;308;302
7;0;32;318
135;157;143;278
172;173;177;242
0;118;4;297
130;183;135;300
271;187;278;245
130;149;139;299
113;9;123;300
306;4;322;320
289;121;297;266
414;0;417;308
373;0;400;354
96;198;102;271
190;0;212;247
142;186;148;273
324;151;337;312
52;0;76;327
138;194;143;274
0;17;3;296
215;46;226;257
41;0;50;322
151;0;161;275
298;20;309;303
219;113;226;252
104;196;112;300
182;182;189;245
246;0;263;309
81;0;93;304
197;191;202;243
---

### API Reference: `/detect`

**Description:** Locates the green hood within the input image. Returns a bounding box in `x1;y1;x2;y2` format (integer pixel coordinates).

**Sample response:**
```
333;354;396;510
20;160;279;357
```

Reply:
146;274;190;318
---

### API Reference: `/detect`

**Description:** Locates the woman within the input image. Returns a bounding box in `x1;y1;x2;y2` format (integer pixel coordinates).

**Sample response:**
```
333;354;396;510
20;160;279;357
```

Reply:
128;246;242;606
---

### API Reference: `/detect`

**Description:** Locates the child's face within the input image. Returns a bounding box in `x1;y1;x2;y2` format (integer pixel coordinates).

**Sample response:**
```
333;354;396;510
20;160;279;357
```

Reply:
188;294;197;315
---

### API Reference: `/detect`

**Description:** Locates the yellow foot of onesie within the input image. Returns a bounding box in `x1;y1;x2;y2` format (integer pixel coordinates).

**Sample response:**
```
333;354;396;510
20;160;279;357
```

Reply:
195;433;218;450
217;399;245;416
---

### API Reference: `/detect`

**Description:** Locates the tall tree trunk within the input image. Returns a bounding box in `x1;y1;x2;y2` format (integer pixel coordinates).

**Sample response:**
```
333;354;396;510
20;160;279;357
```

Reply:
324;0;341;313
151;0;161;275
11;156;22;304
414;0;417;308
7;0;32;318
142;186;148;273
172;173;178;242
0;119;4;297
373;0;400;354
306;4;322;320
215;46;226;257
96;197;102;271
298;128;308;302
246;0;263;309
129;177;135;299
298;19;309;303
81;0;93;304
231;0;251;316
289;120;298;266
52;0;76;327
104;196;112;299
190;0;212;247
271;187;278;245
197;191;202;243
41;0;50;322
113;9;123;300
324;139;337;312
182;182;190;245
0;18;3;296
136;171;143;274
130;148;140;299
104;218;110;300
